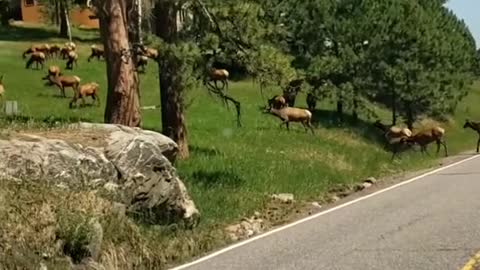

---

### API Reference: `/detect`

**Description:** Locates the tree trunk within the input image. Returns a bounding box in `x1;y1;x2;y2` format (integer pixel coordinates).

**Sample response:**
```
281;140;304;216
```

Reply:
406;105;414;130
391;85;397;125
59;1;69;38
55;0;60;26
337;100;343;117
155;0;189;159
97;0;142;127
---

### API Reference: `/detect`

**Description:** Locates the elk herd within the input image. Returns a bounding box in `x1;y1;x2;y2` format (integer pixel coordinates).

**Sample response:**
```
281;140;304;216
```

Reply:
2;40;480;160
18;41;160;108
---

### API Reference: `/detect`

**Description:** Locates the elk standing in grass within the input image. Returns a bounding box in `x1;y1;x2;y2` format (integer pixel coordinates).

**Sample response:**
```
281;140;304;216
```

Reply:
87;45;104;62
66;51;78;70
42;66;62;86
264;106;314;134
463;119;480;153
69;82;100;108
135;55;149;73
393;126;448;159
25;52;46;70
306;92;317;111
205;68;229;92
22;44;50;59
48;44;61;59
46;74;81;98
268;95;287;109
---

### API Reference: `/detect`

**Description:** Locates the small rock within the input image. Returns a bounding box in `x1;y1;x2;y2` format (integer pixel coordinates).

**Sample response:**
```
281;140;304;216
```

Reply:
87;218;103;260
111;202;126;219
364;177;377;184
311;202;322;208
103;182;120;192
362;182;373;189
271;193;295;204
331;195;340;202
253;211;261;218
225;224;239;232
39;262;48;270
240;221;252;231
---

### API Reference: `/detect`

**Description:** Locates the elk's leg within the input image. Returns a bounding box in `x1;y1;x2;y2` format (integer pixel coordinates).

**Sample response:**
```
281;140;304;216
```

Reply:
442;140;448;157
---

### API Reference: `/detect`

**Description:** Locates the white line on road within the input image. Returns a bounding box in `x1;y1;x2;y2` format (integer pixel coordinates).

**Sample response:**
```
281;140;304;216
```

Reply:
170;154;480;270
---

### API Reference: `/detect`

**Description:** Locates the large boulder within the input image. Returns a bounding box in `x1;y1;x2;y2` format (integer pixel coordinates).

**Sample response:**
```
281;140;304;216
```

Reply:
103;125;200;227
0;123;199;227
0;134;117;185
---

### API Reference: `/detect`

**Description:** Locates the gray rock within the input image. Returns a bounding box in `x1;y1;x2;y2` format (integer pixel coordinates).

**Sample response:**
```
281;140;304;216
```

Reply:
104;128;199;228
362;182;373;189
0;137;117;185
87;218;103;261
311;202;322;208
364;177;377;184
0;123;199;227
271;193;295;204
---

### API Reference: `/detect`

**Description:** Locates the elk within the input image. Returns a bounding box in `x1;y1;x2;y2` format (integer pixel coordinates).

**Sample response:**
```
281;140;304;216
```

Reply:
69;82;100;108
283;78;304;107
87;45;104;62
66;51;78;70
205;68;229;92
22;44;50;59
373;120;412;151
48;44;61;58
267;95;287;109
46;74;81;98
143;47;158;60
264;106;314;134
42;66;62;86
306;92;317;111
463;119;480;153
393;126;448;159
25;52;46;70
135;55;149;73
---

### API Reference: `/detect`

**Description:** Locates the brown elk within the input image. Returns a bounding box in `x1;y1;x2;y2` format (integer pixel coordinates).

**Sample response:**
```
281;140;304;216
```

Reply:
70;82;100;108
88;45;104;62
463;119;480;153
46;74;81;98
25;52;46;70
66;51;78;70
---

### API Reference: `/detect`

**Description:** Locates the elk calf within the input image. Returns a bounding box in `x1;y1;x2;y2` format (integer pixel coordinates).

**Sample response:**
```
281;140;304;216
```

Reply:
70;82;100;108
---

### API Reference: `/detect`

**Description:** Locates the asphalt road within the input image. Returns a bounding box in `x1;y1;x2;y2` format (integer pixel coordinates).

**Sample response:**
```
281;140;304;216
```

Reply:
172;155;480;270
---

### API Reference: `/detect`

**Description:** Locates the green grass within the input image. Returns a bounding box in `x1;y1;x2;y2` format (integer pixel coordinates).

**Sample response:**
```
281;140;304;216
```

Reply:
1;24;480;268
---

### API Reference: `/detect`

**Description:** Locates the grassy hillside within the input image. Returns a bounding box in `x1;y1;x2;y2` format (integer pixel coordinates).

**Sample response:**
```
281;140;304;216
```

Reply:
1;24;480;268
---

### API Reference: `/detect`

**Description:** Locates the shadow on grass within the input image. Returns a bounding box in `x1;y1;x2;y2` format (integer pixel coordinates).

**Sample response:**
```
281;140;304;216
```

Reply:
311;108;385;146
0;114;92;127
191;169;244;188
190;145;222;157
0;25;100;43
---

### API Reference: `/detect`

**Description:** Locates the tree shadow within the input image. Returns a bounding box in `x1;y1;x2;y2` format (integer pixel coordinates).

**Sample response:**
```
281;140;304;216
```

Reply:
189;145;222;157
0;25;100;43
190;169;244;188
310;108;386;147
